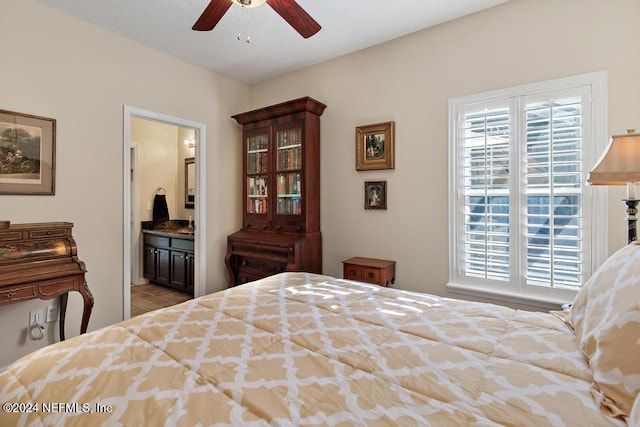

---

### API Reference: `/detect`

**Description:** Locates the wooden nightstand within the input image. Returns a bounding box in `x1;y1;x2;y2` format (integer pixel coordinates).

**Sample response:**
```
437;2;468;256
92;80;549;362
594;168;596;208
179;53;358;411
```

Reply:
342;257;396;287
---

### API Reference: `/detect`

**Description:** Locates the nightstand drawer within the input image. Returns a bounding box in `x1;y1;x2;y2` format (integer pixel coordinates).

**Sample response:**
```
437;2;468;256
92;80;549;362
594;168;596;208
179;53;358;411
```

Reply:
362;267;380;283
342;257;395;287
344;265;361;280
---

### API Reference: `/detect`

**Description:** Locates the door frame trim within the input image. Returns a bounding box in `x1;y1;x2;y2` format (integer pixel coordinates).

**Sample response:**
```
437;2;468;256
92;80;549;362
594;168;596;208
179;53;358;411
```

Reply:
123;105;207;320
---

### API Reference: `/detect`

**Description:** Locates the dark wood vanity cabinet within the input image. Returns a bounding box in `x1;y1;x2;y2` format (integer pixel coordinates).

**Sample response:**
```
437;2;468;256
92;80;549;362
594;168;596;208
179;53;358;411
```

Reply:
143;233;194;295
225;97;326;286
143;239;170;285
169;238;194;293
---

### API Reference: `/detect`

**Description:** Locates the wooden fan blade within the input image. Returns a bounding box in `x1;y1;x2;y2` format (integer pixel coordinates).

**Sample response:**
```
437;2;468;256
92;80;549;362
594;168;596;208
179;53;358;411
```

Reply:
192;0;233;31
266;0;321;38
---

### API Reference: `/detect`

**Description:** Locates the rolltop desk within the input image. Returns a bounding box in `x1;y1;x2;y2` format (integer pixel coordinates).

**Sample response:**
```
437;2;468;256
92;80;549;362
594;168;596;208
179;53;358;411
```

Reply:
0;222;93;340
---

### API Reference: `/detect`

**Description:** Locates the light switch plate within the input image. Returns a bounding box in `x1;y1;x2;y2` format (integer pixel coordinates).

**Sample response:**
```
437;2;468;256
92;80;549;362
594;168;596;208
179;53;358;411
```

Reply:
46;305;59;323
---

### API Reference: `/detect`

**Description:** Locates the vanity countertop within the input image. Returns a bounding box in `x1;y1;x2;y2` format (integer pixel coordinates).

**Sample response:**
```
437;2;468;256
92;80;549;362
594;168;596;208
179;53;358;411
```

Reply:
142;228;194;240
141;220;194;240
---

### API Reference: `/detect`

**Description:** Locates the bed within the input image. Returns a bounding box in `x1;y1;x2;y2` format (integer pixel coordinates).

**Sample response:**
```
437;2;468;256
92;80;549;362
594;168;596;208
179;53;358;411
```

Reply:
2;244;639;426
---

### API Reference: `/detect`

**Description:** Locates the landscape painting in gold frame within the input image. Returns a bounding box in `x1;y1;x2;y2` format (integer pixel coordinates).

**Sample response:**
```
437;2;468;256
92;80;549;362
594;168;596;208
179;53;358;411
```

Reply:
0;109;56;195
356;121;395;171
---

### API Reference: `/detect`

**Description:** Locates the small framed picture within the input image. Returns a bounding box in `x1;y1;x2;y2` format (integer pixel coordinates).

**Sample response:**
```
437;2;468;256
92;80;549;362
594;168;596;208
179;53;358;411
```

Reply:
355;121;395;171
364;181;387;210
0;109;56;195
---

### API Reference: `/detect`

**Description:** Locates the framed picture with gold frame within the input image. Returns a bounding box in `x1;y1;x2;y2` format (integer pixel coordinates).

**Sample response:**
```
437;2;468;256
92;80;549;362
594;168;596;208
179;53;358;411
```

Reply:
364;180;387;210
0;109;56;195
356;121;395;171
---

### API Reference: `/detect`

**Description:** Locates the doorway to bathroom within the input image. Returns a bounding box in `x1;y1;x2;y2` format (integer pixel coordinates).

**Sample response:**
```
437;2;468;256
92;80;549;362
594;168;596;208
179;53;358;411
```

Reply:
123;106;207;320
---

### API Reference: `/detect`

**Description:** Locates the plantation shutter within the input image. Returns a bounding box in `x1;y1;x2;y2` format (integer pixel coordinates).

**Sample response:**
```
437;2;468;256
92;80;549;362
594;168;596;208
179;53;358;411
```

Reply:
451;73;606;303
461;102;512;282
455;83;595;297
524;92;587;289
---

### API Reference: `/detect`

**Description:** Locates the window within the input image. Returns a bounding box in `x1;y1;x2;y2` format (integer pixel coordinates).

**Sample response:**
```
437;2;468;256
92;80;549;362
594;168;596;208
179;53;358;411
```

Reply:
448;72;607;306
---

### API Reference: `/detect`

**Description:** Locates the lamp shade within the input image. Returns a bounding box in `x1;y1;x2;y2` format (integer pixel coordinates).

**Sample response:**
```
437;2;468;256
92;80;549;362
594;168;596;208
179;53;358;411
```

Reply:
587;131;640;185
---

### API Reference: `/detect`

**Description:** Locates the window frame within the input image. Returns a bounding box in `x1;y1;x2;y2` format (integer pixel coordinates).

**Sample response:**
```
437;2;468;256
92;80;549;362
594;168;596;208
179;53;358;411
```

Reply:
448;72;608;308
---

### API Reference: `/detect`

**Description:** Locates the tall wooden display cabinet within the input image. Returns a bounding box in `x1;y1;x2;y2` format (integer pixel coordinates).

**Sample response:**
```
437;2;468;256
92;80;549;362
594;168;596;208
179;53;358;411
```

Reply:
225;97;326;286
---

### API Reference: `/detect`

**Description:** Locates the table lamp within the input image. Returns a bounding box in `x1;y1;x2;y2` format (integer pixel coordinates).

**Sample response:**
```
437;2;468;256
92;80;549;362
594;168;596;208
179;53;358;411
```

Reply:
587;129;640;243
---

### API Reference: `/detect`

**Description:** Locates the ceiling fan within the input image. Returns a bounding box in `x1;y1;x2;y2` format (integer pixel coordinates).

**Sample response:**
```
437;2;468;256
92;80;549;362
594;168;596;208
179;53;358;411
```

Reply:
193;0;321;39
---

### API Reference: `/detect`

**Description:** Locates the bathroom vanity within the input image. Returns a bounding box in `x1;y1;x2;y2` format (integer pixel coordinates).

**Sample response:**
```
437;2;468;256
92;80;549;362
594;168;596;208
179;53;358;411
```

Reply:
142;221;194;296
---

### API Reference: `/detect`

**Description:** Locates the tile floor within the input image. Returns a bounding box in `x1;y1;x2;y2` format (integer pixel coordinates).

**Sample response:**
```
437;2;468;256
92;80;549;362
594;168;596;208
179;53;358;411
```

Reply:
130;283;192;317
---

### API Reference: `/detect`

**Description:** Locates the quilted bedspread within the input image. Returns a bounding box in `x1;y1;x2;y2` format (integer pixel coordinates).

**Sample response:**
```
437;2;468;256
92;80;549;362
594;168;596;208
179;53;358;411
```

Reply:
0;273;627;426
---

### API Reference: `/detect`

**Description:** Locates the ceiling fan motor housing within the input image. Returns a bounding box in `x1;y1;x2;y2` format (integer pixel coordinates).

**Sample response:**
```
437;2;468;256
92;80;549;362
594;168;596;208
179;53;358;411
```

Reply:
233;0;266;8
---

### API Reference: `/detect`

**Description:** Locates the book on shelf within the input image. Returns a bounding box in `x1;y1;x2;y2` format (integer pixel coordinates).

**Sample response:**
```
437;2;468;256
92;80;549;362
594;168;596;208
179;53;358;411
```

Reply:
277;146;302;171
249;152;268;174
249;135;268;152
248;197;268;214
276;196;302;215
289;173;300;194
248;176;268;196
277;175;286;195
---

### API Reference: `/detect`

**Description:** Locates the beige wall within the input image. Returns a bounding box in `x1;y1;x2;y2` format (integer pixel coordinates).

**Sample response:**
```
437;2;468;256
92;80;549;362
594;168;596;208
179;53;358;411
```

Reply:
0;0;248;366
131;119;196;223
249;0;640;299
132;118;180;221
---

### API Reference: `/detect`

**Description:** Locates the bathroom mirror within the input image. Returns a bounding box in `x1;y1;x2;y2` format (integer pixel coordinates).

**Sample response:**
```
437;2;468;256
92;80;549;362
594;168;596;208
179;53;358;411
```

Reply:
185;157;195;209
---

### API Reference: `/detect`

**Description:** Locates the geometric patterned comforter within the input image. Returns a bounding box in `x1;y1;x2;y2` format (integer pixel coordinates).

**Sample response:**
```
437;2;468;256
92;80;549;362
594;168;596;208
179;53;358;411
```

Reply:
0;272;627;426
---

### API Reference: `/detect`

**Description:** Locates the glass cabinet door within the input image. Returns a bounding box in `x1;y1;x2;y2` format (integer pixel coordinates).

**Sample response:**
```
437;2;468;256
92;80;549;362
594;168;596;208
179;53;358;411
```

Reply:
246;134;268;214
276;127;302;215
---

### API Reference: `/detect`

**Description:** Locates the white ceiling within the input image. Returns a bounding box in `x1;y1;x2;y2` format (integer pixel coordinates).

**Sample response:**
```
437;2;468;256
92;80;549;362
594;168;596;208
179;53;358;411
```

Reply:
34;0;508;85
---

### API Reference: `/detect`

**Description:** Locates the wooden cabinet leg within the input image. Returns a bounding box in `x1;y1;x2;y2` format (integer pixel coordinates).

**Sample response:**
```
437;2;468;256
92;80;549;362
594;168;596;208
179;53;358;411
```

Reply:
79;280;94;334
59;293;68;341
58;281;94;341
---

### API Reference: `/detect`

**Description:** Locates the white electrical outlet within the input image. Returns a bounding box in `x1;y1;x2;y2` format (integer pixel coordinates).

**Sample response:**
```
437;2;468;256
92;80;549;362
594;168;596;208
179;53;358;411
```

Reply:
29;309;45;326
46;306;59;323
147;201;153;211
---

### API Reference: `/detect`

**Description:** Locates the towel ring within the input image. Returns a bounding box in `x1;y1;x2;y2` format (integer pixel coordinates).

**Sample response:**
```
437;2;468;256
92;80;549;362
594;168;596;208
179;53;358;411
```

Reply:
155;187;166;195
